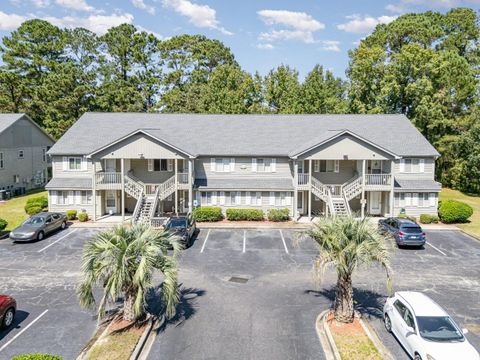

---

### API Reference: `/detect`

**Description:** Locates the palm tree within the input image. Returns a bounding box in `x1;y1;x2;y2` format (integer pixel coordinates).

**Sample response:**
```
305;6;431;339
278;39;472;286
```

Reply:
306;215;393;323
77;224;182;322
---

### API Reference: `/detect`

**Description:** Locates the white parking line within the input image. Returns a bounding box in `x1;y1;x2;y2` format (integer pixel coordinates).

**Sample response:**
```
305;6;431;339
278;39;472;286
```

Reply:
0;309;48;353
37;229;77;253
426;241;447;256
279;230;289;254
200;229;211;253
243;230;246;253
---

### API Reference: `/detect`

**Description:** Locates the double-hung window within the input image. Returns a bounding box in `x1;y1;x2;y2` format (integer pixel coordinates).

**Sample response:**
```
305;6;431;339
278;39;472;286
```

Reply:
81;191;92;205
230;191;240;205
401;158;424;173
202;192;212;205
252;158;276;172
314;160;339;173
68;157;82;171
275;192;286;206
210;158;233;172
57;191;69;205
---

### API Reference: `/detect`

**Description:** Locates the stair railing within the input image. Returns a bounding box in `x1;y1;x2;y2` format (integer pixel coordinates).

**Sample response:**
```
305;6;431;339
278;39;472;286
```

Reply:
158;175;176;200
149;186;161;223
326;187;336;216
132;189;144;224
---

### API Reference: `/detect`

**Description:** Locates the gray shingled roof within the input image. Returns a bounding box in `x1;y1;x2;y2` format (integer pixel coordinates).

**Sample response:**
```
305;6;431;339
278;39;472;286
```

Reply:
394;179;442;192
194;178;293;190
48;113;440;157
45;178;92;189
0;113;24;134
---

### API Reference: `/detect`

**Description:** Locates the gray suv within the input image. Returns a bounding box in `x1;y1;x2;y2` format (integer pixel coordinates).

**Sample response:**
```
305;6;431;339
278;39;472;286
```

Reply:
378;217;426;247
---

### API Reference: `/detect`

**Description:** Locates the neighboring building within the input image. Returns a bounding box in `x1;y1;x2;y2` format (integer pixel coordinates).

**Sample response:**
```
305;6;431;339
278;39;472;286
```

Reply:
0;114;54;196
46;113;441;223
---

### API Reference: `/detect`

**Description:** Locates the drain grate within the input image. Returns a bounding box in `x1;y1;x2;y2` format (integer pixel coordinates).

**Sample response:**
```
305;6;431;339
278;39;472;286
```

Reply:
228;276;249;284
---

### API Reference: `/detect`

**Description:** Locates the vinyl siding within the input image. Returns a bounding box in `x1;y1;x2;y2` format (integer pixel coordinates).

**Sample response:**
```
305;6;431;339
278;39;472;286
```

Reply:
394;158;435;180
393;192;438;217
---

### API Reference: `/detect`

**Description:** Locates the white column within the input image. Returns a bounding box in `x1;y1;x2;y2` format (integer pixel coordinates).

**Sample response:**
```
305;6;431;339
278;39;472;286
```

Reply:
92;160;97;222
308;159;312;220
361;159;366;218
174;158;178;215
390;159;395;216
188;159;193;213
121;158;125;222
293;160;298;219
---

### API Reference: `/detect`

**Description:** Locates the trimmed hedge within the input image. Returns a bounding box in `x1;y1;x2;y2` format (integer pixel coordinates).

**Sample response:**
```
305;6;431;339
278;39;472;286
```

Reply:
192;207;223;222
26;206;43;216
24;196;48;215
77;212;88;222
0;218;7;231
65;210;77;220
226;208;264;221
438;200;473;224
267;208;290;222
419;214;439;224
12;355;61;360
398;213;416;222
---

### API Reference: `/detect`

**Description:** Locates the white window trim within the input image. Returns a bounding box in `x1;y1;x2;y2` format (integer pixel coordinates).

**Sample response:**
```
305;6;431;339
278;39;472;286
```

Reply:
63;156;87;172
400;158;425;173
318;160;339;173
148;159;173;172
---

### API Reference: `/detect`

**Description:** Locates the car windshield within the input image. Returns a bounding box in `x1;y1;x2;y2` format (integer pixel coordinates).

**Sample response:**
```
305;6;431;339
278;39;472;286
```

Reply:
401;226;422;233
416;316;464;342
23;217;44;225
166;218;186;228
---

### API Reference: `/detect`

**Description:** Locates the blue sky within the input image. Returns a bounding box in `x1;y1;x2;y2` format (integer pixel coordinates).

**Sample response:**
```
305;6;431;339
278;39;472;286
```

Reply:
1;0;479;79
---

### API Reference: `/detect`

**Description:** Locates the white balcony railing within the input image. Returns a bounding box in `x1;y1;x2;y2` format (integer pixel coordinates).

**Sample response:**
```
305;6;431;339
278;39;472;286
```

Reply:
95;172;121;187
365;174;392;186
298;173;310;185
178;172;189;184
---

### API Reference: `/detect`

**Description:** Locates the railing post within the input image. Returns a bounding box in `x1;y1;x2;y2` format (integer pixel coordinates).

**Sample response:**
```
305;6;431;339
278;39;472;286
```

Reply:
293;160;298;220
92;160;96;222
174;159;178;215
308;159;312;220
188;159;193;213
390;160;395;216
121;159;125;222
361;160;366;218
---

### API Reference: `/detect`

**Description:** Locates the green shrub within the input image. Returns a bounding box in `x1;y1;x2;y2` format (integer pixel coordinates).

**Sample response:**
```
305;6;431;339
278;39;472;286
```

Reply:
0;218;7;231
267;208;290;222
419;214;439;224
65;210;77;220
226;208;264;221
438;200;473;224
12;354;61;360
26;205;42;216
192;207;223;222
77;212;88;222
24;195;48;213
398;213;416;222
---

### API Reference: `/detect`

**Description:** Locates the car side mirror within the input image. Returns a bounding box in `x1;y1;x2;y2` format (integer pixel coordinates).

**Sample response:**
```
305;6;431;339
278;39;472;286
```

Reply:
406;326;416;335
462;328;469;335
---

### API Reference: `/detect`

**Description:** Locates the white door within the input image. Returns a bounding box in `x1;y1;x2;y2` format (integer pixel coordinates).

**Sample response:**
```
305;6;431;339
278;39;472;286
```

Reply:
369;192;382;215
105;159;116;172
180;191;189;213
105;190;117;214
297;191;304;215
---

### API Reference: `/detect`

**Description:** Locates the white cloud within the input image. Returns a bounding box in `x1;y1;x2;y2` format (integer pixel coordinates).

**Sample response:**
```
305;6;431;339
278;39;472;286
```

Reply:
31;0;50;7
259;29;316;44
257;10;324;32
162;0;232;35
337;15;397;34
0;11;27;30
44;13;134;34
55;0;94;12
385;3;405;13
256;43;274;50
137;25;162;39
320;40;340;52
132;0;155;15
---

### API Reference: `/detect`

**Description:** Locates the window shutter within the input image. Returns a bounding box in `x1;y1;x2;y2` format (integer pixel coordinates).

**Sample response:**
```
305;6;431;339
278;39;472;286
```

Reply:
314;160;319;172
68;191;75;205
210;158;216;172
412;193;419;206
223;158;230;172
400;159;405;172
63;157;68;171
286;192;292;206
211;192;217;205
271;158;276;172
405;193;412;206
167;159;173;172
334;160;340;173
245;192;250;205
75;191;82;204
419;159;425;172
81;158;87;171
256;192;262;205
148;159;153;172
252;158;257;172
219;191;225;205
196;192;201;206
237;192;242;205
230;158;235;172
269;192;275;206
430;193;436;207
50;191;57;205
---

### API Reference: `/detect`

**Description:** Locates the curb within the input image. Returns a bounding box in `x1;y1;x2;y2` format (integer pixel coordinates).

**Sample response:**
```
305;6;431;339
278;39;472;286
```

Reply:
196;223;310;230
315;310;340;360
130;316;156;360
358;315;395;360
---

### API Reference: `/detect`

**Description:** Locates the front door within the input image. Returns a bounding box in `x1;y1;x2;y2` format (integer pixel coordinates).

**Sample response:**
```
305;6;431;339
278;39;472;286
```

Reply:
105;190;117;214
297;191;304;215
180;191;189;213
370;160;382;174
105;159;116;172
369;192;382;215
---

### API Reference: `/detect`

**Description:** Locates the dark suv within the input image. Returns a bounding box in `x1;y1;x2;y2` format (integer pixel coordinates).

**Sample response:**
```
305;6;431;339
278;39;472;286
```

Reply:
378;217;426;247
164;214;196;248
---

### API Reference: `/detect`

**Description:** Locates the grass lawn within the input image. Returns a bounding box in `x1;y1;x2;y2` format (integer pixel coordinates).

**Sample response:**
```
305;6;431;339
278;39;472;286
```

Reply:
87;330;142;360
0;190;47;232
440;188;480;239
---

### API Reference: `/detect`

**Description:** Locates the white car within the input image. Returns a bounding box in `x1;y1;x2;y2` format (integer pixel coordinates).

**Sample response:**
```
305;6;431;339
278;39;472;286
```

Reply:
383;291;479;360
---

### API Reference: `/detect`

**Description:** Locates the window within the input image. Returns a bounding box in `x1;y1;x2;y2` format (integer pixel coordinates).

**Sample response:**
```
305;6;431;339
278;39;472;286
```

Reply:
81;191;92;205
394;300;407;318
57;191;70;205
201;192;212;205
275;192;287;206
418;193;429;207
395;193;406;207
255;192;262;206
0;152;3;169
149;159;172;172
401;158;424;173
18;150;24;158
68;157;82;170
216;158;230;172
252;158;276;172
315;160;339;173
404;309;415;330
230;191;240;205
42;148;47;162
13;175;20;184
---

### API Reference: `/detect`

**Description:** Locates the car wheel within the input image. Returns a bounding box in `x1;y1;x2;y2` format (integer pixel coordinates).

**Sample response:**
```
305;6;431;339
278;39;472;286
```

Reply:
2;307;15;328
61;221;67;230
384;314;392;333
37;231;45;241
414;353;422;360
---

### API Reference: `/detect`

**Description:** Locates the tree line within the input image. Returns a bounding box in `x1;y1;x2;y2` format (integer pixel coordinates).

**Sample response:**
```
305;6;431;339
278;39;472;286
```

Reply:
0;8;479;193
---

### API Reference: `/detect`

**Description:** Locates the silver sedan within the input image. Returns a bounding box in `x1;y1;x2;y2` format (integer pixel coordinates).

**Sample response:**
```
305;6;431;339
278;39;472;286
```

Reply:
9;212;67;242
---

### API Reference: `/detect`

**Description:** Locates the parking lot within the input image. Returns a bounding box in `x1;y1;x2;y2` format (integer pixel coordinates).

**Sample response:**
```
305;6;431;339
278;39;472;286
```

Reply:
0;227;479;360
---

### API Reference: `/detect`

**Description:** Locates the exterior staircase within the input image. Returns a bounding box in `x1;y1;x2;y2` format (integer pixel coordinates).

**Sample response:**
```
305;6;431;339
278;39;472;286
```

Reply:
331;198;349;216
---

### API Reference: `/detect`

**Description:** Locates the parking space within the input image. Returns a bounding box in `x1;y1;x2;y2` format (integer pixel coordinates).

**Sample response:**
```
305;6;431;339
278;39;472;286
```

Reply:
0;227;99;359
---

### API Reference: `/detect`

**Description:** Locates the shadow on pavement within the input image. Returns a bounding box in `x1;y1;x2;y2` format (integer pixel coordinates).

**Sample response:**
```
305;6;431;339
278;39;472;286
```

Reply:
305;286;386;319
0;310;30;341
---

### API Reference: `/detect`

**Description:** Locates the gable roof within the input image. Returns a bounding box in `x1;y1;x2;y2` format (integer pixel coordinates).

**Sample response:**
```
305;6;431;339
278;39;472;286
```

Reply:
0;113;55;142
48;113;440;158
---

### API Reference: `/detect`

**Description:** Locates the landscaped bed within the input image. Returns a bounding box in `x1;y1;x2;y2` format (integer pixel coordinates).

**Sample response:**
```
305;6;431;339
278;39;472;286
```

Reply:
0;190;47;233
440;188;480;239
327;312;382;360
